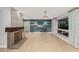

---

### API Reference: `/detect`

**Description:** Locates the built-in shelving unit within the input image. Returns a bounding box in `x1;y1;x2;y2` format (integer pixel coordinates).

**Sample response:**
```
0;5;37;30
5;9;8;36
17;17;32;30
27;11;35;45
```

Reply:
53;8;79;48
57;29;69;37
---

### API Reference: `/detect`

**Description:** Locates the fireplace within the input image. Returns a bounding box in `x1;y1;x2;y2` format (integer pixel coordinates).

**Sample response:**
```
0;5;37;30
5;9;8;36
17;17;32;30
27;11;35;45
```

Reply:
14;31;22;44
5;27;26;48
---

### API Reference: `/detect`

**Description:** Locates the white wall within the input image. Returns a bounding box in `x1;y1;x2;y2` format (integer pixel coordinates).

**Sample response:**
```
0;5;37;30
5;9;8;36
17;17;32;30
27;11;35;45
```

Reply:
11;8;23;27
52;19;58;34
0;7;11;48
24;21;30;32
69;9;79;48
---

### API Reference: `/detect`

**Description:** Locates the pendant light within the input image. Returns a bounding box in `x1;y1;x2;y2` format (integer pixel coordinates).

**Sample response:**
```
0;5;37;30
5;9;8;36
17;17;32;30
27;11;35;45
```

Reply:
42;10;48;18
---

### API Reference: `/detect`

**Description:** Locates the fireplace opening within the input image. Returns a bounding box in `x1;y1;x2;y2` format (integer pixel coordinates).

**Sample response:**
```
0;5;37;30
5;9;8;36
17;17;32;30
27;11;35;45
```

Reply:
14;31;22;44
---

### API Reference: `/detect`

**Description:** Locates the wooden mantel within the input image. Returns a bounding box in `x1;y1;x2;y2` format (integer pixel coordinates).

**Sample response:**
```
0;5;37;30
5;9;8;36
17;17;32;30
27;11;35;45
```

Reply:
5;27;24;32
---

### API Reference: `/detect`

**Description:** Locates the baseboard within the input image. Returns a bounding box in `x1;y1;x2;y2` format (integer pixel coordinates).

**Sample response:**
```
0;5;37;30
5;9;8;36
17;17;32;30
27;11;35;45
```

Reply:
0;45;7;48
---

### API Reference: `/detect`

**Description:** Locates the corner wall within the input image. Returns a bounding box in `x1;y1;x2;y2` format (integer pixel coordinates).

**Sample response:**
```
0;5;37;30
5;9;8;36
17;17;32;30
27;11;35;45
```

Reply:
0;7;11;48
52;19;58;34
24;21;30;32
69;9;79;48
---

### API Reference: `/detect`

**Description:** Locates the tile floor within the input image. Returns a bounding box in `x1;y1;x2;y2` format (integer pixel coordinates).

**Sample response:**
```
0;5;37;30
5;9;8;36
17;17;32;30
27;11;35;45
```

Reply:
0;32;79;52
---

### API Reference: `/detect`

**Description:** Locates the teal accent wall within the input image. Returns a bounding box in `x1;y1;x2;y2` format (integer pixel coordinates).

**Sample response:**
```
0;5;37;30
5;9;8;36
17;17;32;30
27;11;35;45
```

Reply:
30;20;51;32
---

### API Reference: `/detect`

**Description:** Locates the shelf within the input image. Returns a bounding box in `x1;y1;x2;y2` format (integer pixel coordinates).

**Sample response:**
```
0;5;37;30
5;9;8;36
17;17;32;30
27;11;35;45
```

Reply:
58;29;69;32
57;29;69;37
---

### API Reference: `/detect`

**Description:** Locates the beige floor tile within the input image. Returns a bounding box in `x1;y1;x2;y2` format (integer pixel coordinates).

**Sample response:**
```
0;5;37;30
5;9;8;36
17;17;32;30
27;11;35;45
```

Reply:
0;32;79;52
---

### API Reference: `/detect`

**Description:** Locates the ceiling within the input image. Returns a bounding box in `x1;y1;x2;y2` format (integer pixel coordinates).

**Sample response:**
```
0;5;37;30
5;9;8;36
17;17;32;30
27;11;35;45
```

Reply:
15;7;74;19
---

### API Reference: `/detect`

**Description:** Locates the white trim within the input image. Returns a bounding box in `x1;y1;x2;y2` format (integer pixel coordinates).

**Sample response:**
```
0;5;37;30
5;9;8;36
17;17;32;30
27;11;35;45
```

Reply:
0;45;7;48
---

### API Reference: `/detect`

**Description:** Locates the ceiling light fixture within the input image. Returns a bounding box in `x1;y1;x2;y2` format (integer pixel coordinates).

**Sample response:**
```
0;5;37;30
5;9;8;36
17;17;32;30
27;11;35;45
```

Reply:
42;10;48;18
